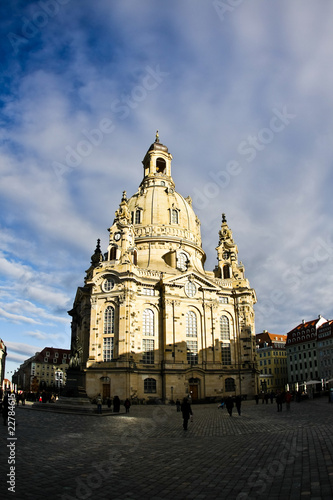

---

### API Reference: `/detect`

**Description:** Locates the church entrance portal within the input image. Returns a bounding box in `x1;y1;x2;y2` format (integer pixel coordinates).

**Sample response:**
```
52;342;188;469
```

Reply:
102;384;110;400
189;378;200;400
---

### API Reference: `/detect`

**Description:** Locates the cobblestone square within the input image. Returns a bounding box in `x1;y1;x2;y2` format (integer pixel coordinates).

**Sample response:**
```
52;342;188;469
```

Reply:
1;398;333;499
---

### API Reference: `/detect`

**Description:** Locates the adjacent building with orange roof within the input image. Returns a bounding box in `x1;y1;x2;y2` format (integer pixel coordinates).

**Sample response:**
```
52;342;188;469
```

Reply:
256;330;288;394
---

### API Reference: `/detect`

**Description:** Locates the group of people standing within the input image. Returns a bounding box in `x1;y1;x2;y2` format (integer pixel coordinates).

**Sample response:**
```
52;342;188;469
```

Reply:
255;390;293;411
219;395;242;417
96;395;131;414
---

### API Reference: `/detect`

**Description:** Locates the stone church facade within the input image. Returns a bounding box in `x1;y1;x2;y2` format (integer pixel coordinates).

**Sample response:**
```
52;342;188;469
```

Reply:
69;134;258;402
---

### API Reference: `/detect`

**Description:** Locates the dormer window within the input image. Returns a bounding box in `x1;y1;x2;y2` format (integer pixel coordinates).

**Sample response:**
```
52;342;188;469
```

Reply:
134;209;142;224
177;251;189;271
156;157;166;173
170;209;179;224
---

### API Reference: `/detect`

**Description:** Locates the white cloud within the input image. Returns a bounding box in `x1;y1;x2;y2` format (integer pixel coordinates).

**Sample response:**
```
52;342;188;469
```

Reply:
0;308;42;325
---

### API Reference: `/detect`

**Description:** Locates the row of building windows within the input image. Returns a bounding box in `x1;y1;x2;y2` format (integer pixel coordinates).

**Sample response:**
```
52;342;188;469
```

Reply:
290;360;317;371
260;367;287;375
259;378;286;387
259;359;286;366
102;338;232;366
289;343;316;351
44;352;67;358
142;377;236;394
290;373;318;382
290;352;316;361
259;351;285;357
104;307;232;340
102;307;233;364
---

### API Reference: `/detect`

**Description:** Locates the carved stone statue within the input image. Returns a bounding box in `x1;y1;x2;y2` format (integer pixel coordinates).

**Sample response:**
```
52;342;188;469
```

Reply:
69;335;83;370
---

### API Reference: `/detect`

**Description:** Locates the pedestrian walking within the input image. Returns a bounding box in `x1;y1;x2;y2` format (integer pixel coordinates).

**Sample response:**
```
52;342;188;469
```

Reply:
176;399;181;412
124;398;131;413
225;396;234;417
96;394;102;414
2;393;9;426
235;395;242;416
180;397;193;430
276;391;283;412
285;391;292;411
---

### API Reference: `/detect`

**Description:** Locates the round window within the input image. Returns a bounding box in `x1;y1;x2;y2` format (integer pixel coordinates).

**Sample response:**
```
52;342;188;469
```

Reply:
102;278;115;292
185;281;196;298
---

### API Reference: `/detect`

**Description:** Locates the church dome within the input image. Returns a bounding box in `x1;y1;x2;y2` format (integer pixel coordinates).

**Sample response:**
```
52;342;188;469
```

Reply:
127;186;201;247
127;133;202;248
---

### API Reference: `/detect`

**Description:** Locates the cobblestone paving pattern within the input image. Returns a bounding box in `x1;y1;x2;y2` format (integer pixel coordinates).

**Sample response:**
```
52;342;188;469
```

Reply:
1;398;333;499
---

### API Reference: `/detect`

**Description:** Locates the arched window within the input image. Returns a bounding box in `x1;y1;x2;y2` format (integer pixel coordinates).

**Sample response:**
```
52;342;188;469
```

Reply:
104;306;115;334
144;378;156;393
186;311;197;337
110;247;117;261
170;209;178;224
143;309;154;336
133;249;138;266
223;265;230;279
220;315;230;341
225;377;235;392
156;157;166;173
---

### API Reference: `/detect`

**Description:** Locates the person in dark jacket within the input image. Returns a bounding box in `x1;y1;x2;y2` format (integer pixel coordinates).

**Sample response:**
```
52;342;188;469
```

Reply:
124;398;131;413
235;395;242;416
276;391;283;412
225;396;234;417
180;397;193;430
1;393;9;426
113;395;120;413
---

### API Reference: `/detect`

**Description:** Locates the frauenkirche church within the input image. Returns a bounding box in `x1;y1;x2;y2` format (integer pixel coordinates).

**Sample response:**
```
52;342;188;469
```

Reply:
69;133;258;402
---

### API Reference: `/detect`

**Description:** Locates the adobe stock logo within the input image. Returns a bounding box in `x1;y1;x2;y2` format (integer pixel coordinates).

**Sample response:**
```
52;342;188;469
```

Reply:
7;0;71;54
192;106;296;210
213;0;245;22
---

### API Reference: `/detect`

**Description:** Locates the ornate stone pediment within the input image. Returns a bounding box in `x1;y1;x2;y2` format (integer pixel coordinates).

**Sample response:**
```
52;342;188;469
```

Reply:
163;272;220;291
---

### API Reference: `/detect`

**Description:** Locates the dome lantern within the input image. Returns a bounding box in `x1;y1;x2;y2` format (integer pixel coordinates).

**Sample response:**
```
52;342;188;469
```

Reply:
141;132;173;185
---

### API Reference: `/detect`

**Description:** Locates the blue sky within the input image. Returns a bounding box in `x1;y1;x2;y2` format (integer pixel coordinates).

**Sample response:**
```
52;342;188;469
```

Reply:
1;0;333;379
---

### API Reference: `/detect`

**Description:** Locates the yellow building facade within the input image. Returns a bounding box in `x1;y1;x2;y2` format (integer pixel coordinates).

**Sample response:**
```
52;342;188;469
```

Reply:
69;134;258;402
256;331;288;393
